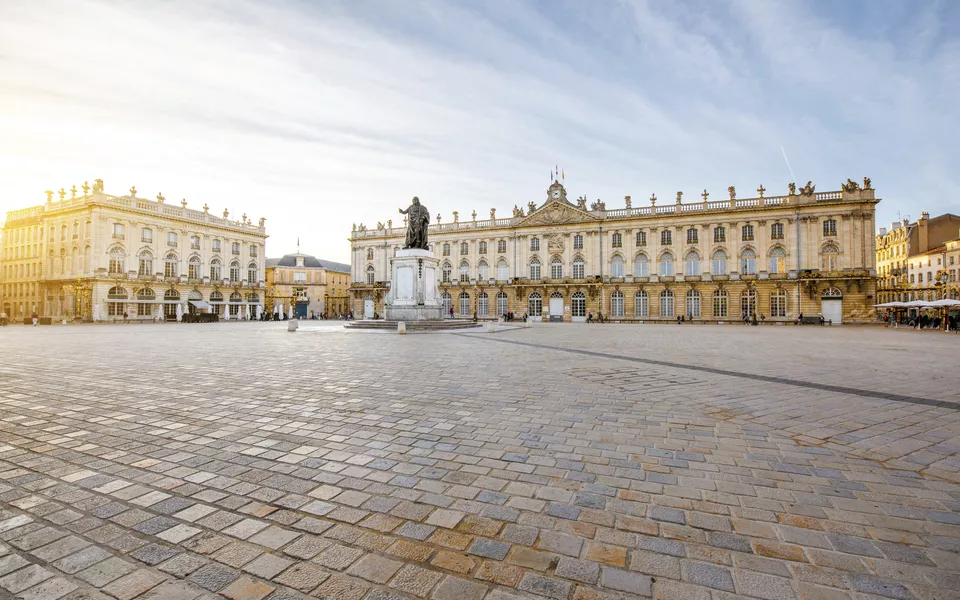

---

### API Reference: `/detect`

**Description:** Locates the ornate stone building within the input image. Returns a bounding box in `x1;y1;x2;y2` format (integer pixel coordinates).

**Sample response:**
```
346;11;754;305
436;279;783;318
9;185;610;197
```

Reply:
349;178;878;323
265;253;351;319
0;180;267;321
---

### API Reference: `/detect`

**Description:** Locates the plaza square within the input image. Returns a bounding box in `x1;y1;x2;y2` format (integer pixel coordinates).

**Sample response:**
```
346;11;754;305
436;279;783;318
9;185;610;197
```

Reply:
0;322;957;599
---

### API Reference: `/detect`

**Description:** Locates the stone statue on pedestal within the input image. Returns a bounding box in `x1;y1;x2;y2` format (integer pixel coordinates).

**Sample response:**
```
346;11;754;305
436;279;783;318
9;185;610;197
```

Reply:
399;197;430;250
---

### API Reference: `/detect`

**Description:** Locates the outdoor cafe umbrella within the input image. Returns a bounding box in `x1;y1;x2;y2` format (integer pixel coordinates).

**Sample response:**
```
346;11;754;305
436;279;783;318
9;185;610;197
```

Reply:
288;305;294;320
223;303;230;320
156;304;163;321
255;304;262;320
245;304;251;320
927;298;960;307
176;302;183;322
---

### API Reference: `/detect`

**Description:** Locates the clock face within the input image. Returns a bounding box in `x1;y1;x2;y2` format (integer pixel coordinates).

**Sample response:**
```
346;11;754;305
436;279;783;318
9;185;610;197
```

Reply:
552;189;561;198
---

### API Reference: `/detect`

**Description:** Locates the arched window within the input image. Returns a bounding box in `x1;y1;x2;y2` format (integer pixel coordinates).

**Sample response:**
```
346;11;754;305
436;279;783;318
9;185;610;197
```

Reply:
658;252;674;277
136;287;155;316
460;242;469;255
496;292;508;316
823;219;837;236
634;254;649;278
164;289;180;318
528;292;542;316
442;243;450;256
209;290;223;315
770;288;787;317
164;253;178;278
459;291;470;315
529;258;541;280
740;289;757;319
366;265;376;284
189;290;203;300
572;291;586;317
188;256;201;280
573;257;585;279
136;251;153;277
478;260;489;281
477;292;488;316
108;247;125;275
712;250;728;275
459;260;470;282
547;257;561;279
72;222;79;239
821;243;839;271
441;262;451;283
497;240;506;253
210;258;221;281
684;251;701;276
768;247;786;274
59;248;66;273
713;290;728;317
611;255;624;278
823;286;843;298
441;292;452;315
479;241;487;254
659;290;675;317
611;291;624;317
229;291;242;316
247;262;258;283
366;248;374;260
107;286;127;316
740;249;757;275
612;233;622;248
635;291;649;317
496;259;508;281
60;224;67;240
686;290;701;318
574;234;583;250
228;261;239;283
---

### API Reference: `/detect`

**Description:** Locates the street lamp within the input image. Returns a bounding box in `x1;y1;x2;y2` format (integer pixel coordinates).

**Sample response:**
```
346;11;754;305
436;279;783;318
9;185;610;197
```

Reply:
937;270;949;331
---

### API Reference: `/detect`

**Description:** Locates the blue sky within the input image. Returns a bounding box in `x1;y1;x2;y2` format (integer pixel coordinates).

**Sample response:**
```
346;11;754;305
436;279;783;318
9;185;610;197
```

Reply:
2;0;958;262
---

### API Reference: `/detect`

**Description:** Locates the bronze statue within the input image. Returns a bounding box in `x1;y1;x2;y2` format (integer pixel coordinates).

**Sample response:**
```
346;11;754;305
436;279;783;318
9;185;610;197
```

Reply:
863;177;871;189
788;182;797;195
842;178;860;193
399;196;430;250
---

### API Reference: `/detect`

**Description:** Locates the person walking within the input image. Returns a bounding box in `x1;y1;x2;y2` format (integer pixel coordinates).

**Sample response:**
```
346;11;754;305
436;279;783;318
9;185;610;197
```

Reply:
0;310;7;327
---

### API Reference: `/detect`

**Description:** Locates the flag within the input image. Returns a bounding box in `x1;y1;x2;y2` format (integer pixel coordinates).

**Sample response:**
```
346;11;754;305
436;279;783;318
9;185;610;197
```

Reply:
550;170;553;181
562;170;565;181
555;164;558;176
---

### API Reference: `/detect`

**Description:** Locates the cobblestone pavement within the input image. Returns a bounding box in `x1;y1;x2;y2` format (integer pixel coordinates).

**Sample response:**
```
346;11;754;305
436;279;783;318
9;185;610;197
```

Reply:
0;322;957;600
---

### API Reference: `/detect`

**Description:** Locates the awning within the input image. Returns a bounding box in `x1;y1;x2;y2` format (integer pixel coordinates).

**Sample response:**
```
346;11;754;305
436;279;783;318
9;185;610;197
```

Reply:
190;300;212;309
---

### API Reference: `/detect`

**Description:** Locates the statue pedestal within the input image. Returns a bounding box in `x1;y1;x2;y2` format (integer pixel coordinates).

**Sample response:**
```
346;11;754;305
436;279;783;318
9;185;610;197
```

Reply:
385;249;443;321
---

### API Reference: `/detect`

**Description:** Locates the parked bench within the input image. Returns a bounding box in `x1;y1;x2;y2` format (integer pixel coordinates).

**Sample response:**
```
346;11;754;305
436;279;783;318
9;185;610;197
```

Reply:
798;316;832;325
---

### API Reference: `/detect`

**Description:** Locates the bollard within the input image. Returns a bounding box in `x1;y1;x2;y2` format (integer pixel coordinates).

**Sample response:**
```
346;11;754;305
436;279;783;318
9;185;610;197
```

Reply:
62;319;67;325
487;324;496;333
397;321;406;334
288;319;298;332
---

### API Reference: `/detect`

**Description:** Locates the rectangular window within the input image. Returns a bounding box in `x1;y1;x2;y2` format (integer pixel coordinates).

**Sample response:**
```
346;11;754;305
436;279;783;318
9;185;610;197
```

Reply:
714;227;725;243
686;294;701;318
574;235;583;250
742;225;754;241
530;261;541;280
210;264;221;280
713;293;728;318
636;232;646;247
190;235;200;249
823;219;837;236
212;240;221;253
141;229;152;243
686;229;698;244
771;293;786;318
530;238;540;251
112;224;125;239
660;231;672;246
164;260;177;278
230;265;240;282
294;271;307;282
167;232;177;247
232;242;240;255
573;261;584;279
612;233;622;248
188;263;200;279
497;240;506;253
138;257;153;277
771;223;783;239
249;245;258;257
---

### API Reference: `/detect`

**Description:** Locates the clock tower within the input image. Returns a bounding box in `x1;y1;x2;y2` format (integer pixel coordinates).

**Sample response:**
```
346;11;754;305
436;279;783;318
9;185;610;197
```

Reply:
546;180;568;204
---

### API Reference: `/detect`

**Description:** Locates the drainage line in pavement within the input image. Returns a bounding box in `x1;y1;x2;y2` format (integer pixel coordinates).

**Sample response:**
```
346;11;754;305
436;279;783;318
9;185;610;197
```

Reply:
456;334;956;409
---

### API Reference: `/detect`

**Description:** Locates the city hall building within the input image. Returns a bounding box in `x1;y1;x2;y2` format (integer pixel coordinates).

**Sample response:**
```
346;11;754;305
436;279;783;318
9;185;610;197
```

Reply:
349;178;878;324
1;180;267;321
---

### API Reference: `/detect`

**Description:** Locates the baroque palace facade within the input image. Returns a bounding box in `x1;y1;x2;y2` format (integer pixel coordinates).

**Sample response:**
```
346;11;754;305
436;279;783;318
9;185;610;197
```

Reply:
0;180;267;321
349;178;878;323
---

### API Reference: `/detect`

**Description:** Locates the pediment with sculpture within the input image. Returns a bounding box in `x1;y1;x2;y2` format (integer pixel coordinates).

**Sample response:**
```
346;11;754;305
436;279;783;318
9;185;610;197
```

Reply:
517;201;599;227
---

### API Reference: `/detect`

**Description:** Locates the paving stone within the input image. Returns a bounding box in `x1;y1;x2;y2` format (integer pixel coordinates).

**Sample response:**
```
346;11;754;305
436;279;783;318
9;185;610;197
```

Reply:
555;557;600;584
600;567;652;596
517;573;573;600
272;562;329;591
468;538;510;560
347;554;403;584
390;564;444;596
848;574;912;600
736;570;798;600
100;569;165;600
683;561;736;592
189;563;241;591
431;576;488;600
0;564;53;593
76;557;136;587
220;575;275;600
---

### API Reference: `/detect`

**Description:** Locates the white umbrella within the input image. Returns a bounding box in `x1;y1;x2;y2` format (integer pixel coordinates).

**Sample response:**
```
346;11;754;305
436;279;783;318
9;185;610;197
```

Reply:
92;304;101;322
244;304;251;320
275;303;281;316
255;304;262;320
156;304;163;321
927;298;960;307
176;303;183;322
223;303;230;320
288;305;294;320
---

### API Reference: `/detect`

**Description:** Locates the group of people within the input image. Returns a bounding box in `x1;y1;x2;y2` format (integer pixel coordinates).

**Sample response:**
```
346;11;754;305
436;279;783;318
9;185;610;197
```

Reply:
883;312;958;331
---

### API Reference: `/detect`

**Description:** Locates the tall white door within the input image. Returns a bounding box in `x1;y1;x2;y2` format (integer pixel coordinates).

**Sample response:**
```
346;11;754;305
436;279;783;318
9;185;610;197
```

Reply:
363;297;374;319
549;296;563;320
821;299;842;324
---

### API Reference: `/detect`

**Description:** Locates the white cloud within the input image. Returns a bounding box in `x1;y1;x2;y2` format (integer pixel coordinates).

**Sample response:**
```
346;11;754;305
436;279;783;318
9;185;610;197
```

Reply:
0;0;957;264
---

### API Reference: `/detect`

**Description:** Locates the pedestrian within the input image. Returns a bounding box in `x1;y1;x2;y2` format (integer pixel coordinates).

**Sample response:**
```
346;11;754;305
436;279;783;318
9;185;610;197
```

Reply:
450;306;454;319
586;312;593;323
0;310;7;327
31;311;39;326
797;312;804;325
760;313;766;323
123;311;128;323
676;315;681;325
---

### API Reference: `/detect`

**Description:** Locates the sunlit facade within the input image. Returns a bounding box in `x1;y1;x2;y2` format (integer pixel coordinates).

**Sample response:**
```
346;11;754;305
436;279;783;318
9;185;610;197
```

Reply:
350;179;879;324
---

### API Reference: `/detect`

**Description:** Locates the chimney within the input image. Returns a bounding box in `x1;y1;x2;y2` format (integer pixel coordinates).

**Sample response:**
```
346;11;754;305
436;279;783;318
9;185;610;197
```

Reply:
892;221;900;231
920;211;930;221
878;227;887;236
918;213;929;251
